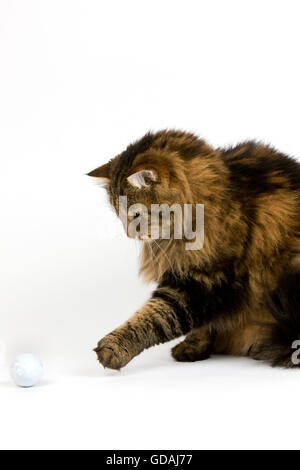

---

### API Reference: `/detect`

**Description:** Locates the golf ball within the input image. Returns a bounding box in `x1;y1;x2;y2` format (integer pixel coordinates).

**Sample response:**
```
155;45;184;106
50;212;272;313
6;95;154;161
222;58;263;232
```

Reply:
11;354;43;388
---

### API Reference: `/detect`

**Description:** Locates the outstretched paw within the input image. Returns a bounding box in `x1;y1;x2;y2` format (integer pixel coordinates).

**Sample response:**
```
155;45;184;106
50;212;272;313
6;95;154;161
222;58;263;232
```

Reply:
94;336;132;370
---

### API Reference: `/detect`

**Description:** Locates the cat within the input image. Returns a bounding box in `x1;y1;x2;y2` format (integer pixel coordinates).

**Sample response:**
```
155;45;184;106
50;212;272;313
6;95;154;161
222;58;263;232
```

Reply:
88;130;300;370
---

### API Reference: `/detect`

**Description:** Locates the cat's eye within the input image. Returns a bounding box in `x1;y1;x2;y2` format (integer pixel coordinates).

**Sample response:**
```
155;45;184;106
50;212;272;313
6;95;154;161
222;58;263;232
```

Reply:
133;212;140;219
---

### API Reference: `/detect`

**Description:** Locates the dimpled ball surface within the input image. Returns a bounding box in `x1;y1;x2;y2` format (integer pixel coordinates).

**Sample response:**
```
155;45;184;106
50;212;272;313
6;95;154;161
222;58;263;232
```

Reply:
11;354;43;388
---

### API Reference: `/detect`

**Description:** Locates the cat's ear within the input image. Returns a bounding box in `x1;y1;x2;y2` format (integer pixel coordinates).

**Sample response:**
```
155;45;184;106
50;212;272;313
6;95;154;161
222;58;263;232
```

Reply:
127;169;157;189
87;161;111;186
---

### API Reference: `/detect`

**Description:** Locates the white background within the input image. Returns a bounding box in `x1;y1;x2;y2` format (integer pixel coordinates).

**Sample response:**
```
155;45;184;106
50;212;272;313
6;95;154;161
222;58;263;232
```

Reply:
1;0;300;450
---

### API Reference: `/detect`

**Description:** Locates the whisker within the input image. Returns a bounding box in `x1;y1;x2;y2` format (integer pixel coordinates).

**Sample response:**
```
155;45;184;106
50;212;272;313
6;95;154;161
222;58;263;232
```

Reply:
152;239;175;276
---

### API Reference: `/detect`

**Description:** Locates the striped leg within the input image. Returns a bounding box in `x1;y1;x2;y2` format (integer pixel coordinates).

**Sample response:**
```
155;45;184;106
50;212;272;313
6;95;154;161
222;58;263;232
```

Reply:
95;289;194;370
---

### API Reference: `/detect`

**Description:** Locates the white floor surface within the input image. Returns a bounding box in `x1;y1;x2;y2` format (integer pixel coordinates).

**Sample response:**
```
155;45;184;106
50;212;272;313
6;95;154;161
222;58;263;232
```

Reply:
1;341;299;450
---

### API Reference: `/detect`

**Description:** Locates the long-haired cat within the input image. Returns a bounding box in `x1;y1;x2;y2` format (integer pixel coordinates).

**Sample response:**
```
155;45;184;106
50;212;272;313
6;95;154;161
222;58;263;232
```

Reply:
88;130;300;370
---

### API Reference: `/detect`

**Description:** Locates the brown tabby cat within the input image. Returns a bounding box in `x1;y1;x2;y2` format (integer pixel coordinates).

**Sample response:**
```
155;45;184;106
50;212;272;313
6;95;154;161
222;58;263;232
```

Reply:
88;130;300;370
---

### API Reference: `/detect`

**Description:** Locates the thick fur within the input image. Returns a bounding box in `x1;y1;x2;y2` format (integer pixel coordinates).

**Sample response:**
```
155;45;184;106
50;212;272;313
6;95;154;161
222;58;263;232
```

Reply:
88;130;300;370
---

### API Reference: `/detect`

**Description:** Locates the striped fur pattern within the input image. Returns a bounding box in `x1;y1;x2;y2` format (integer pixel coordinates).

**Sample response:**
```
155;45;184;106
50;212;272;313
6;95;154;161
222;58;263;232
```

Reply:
88;130;300;370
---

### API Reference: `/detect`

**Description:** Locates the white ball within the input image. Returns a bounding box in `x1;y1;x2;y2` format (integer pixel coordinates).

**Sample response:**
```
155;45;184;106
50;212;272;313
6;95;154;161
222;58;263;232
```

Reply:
11;354;43;388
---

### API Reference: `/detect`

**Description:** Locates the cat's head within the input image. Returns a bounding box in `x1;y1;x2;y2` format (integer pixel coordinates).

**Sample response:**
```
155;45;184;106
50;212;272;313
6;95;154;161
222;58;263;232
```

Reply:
88;130;216;243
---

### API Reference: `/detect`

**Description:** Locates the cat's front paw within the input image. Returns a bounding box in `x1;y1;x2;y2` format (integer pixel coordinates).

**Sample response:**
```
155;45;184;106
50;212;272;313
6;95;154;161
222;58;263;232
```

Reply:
94;336;132;370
